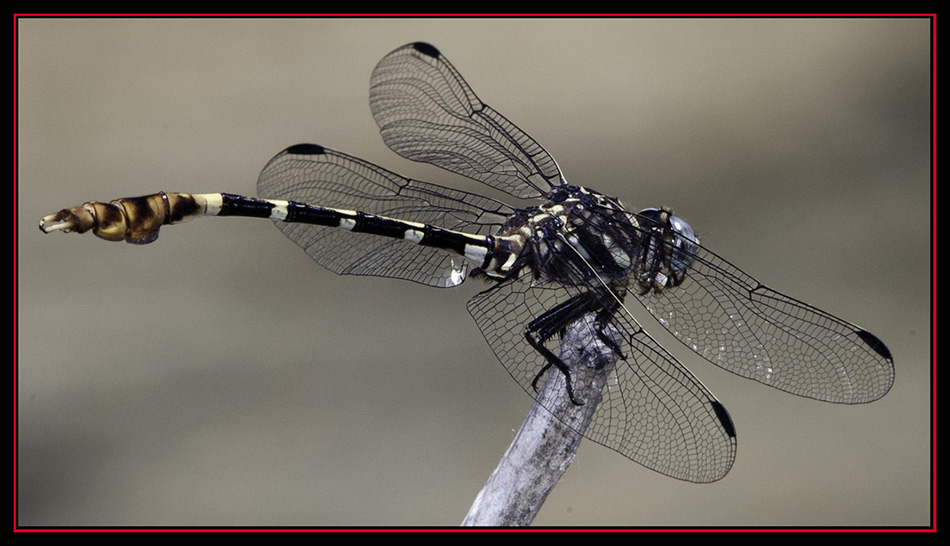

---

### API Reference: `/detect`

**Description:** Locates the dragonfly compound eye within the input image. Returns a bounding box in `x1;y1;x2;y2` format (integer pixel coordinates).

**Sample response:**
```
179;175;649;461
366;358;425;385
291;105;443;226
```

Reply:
668;215;697;275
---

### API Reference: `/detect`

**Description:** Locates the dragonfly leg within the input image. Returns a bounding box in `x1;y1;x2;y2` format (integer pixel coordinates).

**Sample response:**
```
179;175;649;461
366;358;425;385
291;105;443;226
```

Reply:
524;289;623;405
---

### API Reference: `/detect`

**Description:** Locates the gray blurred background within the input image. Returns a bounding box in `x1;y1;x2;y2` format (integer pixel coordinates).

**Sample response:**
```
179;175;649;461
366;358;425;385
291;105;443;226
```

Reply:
17;17;931;527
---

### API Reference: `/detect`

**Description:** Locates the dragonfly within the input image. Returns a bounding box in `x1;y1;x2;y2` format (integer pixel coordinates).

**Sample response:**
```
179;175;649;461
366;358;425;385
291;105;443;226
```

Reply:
39;42;894;483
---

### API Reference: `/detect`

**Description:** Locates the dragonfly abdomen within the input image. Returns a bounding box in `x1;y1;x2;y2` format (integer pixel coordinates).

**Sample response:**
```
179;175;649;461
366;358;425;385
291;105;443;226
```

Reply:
39;191;497;269
39;191;211;244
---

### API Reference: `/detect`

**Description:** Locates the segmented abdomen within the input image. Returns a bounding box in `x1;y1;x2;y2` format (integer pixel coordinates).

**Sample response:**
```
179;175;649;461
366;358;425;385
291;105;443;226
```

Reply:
38;192;215;244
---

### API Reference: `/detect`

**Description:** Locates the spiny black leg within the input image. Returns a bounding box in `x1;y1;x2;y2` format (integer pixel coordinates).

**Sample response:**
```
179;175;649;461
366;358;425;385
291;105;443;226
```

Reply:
524;290;613;406
592;307;626;362
525;324;582;405
530;362;554;392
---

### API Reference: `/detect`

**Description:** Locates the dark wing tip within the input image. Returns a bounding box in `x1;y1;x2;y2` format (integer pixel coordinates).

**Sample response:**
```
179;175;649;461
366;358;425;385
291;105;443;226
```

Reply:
410;42;441;58
710;401;737;438
284;143;326;155
856;329;894;363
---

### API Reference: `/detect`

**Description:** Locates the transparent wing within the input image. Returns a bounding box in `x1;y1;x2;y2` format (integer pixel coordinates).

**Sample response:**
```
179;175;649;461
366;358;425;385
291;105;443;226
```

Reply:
369;42;564;199
257;144;511;288
467;269;737;483
634;219;894;404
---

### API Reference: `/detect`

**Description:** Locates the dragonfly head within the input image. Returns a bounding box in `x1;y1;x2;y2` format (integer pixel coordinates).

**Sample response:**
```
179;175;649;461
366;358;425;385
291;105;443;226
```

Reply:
635;207;698;292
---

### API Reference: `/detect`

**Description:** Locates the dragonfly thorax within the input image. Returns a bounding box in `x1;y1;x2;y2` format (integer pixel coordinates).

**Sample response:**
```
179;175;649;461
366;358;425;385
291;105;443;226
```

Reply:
483;185;643;287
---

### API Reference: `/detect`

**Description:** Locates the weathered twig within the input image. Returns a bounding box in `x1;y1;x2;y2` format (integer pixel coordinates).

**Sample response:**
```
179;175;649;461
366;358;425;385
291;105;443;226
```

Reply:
462;313;621;526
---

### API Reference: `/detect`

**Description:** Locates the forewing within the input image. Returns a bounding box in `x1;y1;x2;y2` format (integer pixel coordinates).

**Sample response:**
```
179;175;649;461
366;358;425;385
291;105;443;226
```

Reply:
636;229;894;404
369;42;564;199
